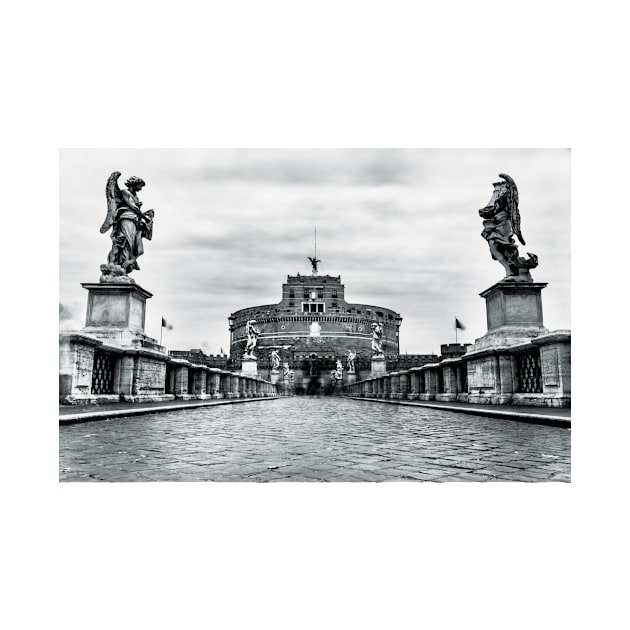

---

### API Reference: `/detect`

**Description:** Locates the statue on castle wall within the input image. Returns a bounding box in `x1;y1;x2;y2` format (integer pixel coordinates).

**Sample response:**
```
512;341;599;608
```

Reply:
100;172;155;282
309;321;321;336
243;319;261;359
346;349;357;374
478;173;538;282
270;350;281;370
307;256;321;274
371;323;384;357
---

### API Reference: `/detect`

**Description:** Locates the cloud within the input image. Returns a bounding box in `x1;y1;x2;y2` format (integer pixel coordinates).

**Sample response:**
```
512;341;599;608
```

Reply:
60;149;570;353
59;303;73;321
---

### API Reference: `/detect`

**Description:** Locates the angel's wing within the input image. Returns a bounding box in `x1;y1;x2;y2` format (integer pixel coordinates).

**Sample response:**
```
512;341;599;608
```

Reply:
100;171;123;233
499;173;525;245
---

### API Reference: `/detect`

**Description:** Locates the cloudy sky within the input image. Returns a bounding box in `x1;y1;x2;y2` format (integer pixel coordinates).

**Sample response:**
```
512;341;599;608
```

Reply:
60;149;570;354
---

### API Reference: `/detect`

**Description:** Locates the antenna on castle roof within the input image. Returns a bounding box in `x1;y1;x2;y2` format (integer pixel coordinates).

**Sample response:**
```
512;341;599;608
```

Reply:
307;225;321;275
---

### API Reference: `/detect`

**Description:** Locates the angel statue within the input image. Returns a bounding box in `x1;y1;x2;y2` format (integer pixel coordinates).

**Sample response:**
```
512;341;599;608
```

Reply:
371;323;384;357
270;350;281;370
346;349;357;374
307;256;321;274
243;319;261;359
478;173;538;282
99;172;155;281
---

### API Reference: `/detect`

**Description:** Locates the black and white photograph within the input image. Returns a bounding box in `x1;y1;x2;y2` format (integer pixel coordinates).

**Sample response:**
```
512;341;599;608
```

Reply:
59;148;571;482
6;1;627;628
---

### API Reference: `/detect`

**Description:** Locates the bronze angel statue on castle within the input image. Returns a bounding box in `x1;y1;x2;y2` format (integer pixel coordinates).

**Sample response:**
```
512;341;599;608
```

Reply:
99;172;155;281
478;173;538;282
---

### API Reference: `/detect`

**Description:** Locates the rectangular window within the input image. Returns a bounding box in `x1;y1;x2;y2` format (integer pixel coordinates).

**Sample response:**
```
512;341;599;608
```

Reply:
302;303;325;313
332;290;338;298
289;289;295;298
317;289;324;299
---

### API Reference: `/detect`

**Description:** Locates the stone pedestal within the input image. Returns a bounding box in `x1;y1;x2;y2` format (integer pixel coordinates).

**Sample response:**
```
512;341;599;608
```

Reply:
371;356;386;377
81;282;166;352
270;369;280;385
240;357;258;376
467;281;550;405
346;373;357;387
473;281;548;350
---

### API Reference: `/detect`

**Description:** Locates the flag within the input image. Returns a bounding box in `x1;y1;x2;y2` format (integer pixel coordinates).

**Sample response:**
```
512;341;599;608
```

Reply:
455;318;465;330
220;347;224;354
161;317;173;330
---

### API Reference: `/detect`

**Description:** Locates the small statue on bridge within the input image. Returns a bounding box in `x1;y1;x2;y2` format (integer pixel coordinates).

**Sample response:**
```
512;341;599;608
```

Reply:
346;349;357;374
478;173;538;282
371;323;384;357
100;172;155;282
270;350;281;370
335;359;344;381
283;361;292;380
243;320;261;359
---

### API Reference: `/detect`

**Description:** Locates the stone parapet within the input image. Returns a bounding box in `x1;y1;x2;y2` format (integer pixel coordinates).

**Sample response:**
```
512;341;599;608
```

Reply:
342;329;570;409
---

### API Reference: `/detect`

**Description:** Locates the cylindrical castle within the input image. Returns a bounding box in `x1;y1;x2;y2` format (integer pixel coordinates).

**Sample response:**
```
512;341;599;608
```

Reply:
229;271;402;392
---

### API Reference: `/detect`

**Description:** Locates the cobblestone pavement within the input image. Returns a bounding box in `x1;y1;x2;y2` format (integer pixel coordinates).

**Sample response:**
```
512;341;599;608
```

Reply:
59;397;571;482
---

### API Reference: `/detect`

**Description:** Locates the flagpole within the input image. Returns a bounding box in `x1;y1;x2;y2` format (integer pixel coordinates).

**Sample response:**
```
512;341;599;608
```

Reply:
160;317;163;345
455;318;458;344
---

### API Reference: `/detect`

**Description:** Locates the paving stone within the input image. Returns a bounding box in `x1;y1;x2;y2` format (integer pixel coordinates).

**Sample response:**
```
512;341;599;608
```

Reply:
60;398;570;483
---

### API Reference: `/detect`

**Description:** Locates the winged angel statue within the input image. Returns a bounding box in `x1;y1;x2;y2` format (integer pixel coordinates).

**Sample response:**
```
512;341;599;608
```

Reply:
99;172;154;281
478;173;538;282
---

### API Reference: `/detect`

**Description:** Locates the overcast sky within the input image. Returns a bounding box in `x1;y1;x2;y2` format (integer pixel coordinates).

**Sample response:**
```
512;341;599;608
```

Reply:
59;149;570;354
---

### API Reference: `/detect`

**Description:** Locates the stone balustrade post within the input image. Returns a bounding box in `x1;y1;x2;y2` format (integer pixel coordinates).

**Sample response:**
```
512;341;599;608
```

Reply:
174;366;188;396
422;369;438;400
114;355;135;396
399;371;409;399
408;370;419;400
230;374;240;398
382;375;390;398
209;371;222;398
193;369;207;397
389;373;400;399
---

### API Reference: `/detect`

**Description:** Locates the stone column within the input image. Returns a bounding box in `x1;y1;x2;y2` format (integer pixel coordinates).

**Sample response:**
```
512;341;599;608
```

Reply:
497;355;516;404
399;371;409;399
456;363;468;402
209;370;222;398
422;368;438;400
192;370;207;397
439;365;458;402
382;375;390;398
536;334;571;406
174;366;188;397
230;374;240;398
114;354;135;396
389;373;400;399
408;370;419;400
219;372;231;398
239;376;248;398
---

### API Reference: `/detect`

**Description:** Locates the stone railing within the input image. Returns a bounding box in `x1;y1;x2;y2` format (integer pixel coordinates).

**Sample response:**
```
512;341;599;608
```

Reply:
59;332;278;405
342;331;570;408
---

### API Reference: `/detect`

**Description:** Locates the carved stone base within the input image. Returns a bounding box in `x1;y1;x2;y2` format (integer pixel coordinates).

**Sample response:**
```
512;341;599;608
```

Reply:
81;281;166;352
270;369;280;385
371;357;386;377
240;358;258;376
473;281;548;350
